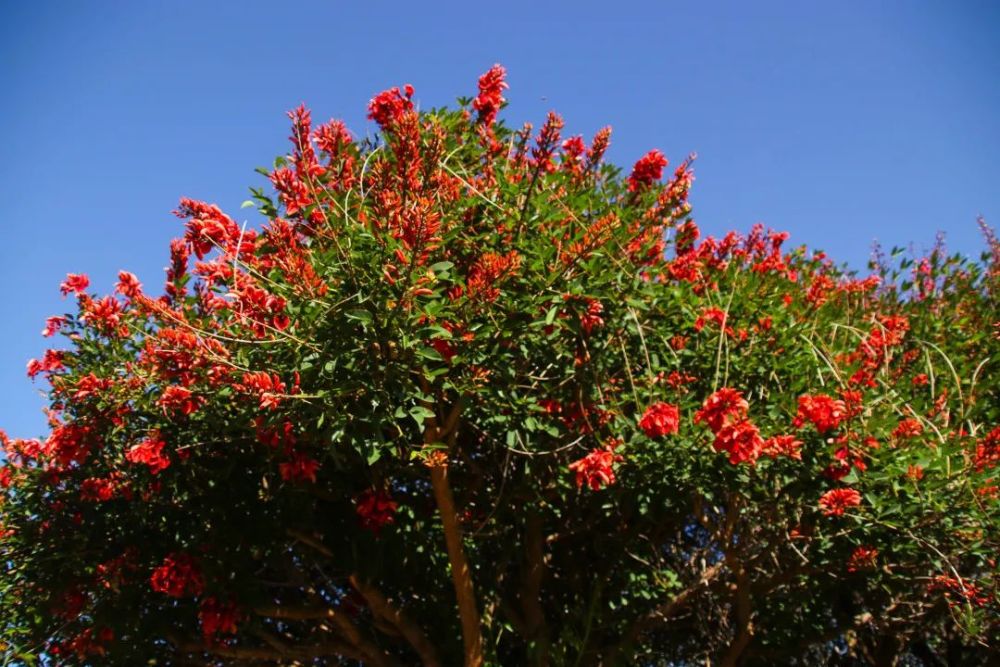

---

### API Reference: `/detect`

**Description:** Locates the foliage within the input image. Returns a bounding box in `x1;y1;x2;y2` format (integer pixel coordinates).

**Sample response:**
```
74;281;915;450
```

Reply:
1;65;998;666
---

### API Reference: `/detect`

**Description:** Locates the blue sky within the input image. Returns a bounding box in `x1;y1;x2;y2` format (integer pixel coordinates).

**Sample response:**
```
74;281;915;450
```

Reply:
1;1;997;438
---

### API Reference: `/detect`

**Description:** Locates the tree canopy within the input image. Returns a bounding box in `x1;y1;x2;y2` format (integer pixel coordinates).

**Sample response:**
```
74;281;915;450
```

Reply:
1;65;998;666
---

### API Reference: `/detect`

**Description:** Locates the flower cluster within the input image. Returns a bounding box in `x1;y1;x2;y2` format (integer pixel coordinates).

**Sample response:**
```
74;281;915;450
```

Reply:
149;553;204;598
472;64;507;127
568;445;623;491
793;394;847;434
124;435;171;474
818;488;862;517
627;149;668;192
847;545;878;572
199;597;240;641
355;488;398;533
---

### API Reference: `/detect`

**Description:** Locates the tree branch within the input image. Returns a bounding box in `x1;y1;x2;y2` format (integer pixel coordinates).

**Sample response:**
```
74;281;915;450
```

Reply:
286;527;335;559
609;560;725;663
350;574;443;667
718;564;753;667
253;603;396;667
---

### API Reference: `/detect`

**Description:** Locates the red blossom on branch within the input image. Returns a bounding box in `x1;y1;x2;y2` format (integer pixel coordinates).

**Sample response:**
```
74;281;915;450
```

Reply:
713;419;764;466
355;488;398;533
41;316;67;338
199;597;240;641
847;546;878;572
472;64;507;127
627;149;668;192
568;446;623;491
367;85;414;128
818;488;862;517
694;388;749;433
279;451;320;485
638;402;680;438
150;553;204;598
793;394;847;434
60;273;90;297
125;436;171;474
892;418;924;440
974;425;1000;471
157;386;203;416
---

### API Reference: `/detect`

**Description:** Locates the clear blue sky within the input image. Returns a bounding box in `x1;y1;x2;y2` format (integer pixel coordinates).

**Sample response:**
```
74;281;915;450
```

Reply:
1;1;997;439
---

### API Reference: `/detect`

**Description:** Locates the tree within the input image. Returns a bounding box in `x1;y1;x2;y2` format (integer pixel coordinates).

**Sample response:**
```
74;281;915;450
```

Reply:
1;65;998;666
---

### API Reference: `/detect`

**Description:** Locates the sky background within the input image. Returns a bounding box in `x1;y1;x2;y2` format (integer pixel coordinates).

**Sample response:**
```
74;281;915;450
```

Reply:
1;1;997;439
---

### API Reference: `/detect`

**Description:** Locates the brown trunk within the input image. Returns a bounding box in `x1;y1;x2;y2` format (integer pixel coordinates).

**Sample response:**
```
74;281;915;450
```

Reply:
430;459;484;667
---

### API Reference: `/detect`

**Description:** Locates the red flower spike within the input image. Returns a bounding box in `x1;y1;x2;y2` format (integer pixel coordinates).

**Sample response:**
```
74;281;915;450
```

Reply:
367;86;415;128
627;149;668;192
472;64;508;127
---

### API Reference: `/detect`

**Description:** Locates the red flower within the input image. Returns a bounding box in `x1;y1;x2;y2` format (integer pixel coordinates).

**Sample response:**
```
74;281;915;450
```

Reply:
199;597;240;641
627;149;668;192
561;135;586;170
270;167;312;217
579;298;605;334
761;434;803;460
80;477;118;502
818;488;862;516
569;446;623;490
81;296;125;336
125;436;171;474
157;386;203;416
638;402;680;438
847;546;878;573
115;271;143;300
60;273;90;296
472;64;508;127
694;307;731;334
892;418;923;440
694;388;749;433
794;394;847;434
586;126;612;168
367;85;414;128
41;316;67;338
240;371;286;410
150;553;204;598
713;419;763;466
355;488;399;533
26;349;65;379
975;425;1000;471
930;575;989;607
279;451;320;484
466;251;522;302
175;198;246;260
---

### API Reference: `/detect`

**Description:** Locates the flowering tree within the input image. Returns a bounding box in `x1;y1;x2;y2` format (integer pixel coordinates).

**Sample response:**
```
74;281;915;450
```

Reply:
1;65;998;666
